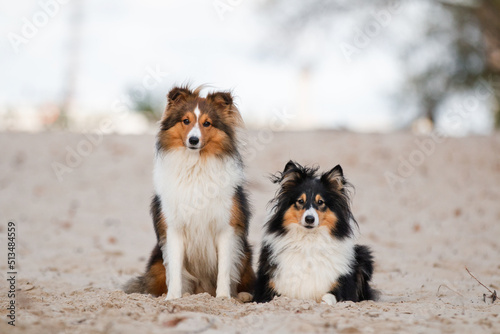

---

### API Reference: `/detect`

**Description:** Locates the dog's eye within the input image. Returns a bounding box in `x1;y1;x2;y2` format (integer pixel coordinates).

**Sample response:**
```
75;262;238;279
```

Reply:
183;119;190;125
202;121;211;127
317;199;324;205
297;199;304;205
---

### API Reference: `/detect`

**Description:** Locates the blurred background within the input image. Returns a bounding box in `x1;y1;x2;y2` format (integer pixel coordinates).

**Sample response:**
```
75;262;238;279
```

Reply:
1;0;499;135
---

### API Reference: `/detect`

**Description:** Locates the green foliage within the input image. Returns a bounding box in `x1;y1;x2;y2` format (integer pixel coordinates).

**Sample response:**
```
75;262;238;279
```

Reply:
127;89;163;123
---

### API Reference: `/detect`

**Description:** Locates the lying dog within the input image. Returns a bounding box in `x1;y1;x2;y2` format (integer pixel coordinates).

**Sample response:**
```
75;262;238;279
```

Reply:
254;161;376;305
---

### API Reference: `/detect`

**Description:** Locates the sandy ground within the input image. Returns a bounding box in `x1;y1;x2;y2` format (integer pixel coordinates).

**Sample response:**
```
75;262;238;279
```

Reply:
0;130;499;333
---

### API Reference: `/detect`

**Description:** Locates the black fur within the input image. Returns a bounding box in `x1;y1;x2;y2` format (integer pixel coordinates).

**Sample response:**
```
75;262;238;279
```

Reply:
144;243;163;277
253;244;278;303
330;245;375;302
150;194;164;243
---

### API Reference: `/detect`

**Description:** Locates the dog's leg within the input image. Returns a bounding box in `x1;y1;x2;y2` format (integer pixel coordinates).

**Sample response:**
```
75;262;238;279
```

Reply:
165;228;184;300
216;228;236;298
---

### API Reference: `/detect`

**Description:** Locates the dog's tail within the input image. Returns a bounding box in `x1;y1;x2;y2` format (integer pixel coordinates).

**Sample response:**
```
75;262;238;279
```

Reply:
123;244;167;296
123;275;147;294
354;244;379;301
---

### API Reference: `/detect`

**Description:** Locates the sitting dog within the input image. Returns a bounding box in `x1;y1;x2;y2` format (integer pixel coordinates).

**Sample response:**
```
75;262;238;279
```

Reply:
124;86;255;300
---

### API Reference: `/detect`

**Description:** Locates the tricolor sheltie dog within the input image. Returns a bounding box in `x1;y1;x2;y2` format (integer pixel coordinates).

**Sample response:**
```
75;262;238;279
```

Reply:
254;161;375;305
124;86;255;300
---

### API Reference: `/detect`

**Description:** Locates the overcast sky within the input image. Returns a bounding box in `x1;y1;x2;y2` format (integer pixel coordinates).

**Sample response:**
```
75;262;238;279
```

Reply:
0;0;493;134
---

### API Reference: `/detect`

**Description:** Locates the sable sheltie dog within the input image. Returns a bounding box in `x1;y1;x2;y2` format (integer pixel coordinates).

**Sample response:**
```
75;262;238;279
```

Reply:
254;161;375;305
124;86;255;300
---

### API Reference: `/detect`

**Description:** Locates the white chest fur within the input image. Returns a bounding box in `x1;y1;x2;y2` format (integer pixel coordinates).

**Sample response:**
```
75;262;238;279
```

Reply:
154;150;243;227
265;225;355;302
153;149;244;288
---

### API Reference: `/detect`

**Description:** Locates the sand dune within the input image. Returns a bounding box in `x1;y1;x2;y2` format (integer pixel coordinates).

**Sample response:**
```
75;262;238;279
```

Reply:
0;131;499;333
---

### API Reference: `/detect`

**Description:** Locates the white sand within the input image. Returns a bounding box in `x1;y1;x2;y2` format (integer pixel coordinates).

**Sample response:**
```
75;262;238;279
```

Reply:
0;131;499;333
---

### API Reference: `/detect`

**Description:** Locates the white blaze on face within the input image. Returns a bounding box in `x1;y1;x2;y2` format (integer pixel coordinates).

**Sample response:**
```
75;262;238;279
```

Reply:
301;207;319;228
193;105;201;119
186;105;202;148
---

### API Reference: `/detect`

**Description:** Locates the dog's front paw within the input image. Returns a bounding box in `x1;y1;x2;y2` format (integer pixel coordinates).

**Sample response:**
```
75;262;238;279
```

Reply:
237;292;253;303
216;288;231;299
321;293;337;306
165;291;182;301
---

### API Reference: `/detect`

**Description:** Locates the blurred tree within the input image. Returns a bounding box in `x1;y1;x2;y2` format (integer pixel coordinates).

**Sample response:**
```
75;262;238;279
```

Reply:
260;0;500;130
405;1;500;128
127;88;163;123
475;0;500;128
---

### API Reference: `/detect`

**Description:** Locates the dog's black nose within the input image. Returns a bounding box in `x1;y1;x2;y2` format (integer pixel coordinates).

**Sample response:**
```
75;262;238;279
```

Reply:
189;136;199;146
305;215;315;224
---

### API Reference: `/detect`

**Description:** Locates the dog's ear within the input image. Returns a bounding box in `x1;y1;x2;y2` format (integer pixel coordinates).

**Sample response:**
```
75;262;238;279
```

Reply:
206;91;235;116
161;86;196;122
320;165;344;190
207;91;233;107
167;86;193;106
282;160;297;174
272;160;303;184
207;91;243;126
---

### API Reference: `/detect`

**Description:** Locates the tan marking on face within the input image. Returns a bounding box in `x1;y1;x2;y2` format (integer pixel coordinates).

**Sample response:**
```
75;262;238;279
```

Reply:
158;111;201;150
313;194;336;229
283;207;305;227
318;208;337;229
159;121;185;150
200;127;231;157
283;194;307;227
